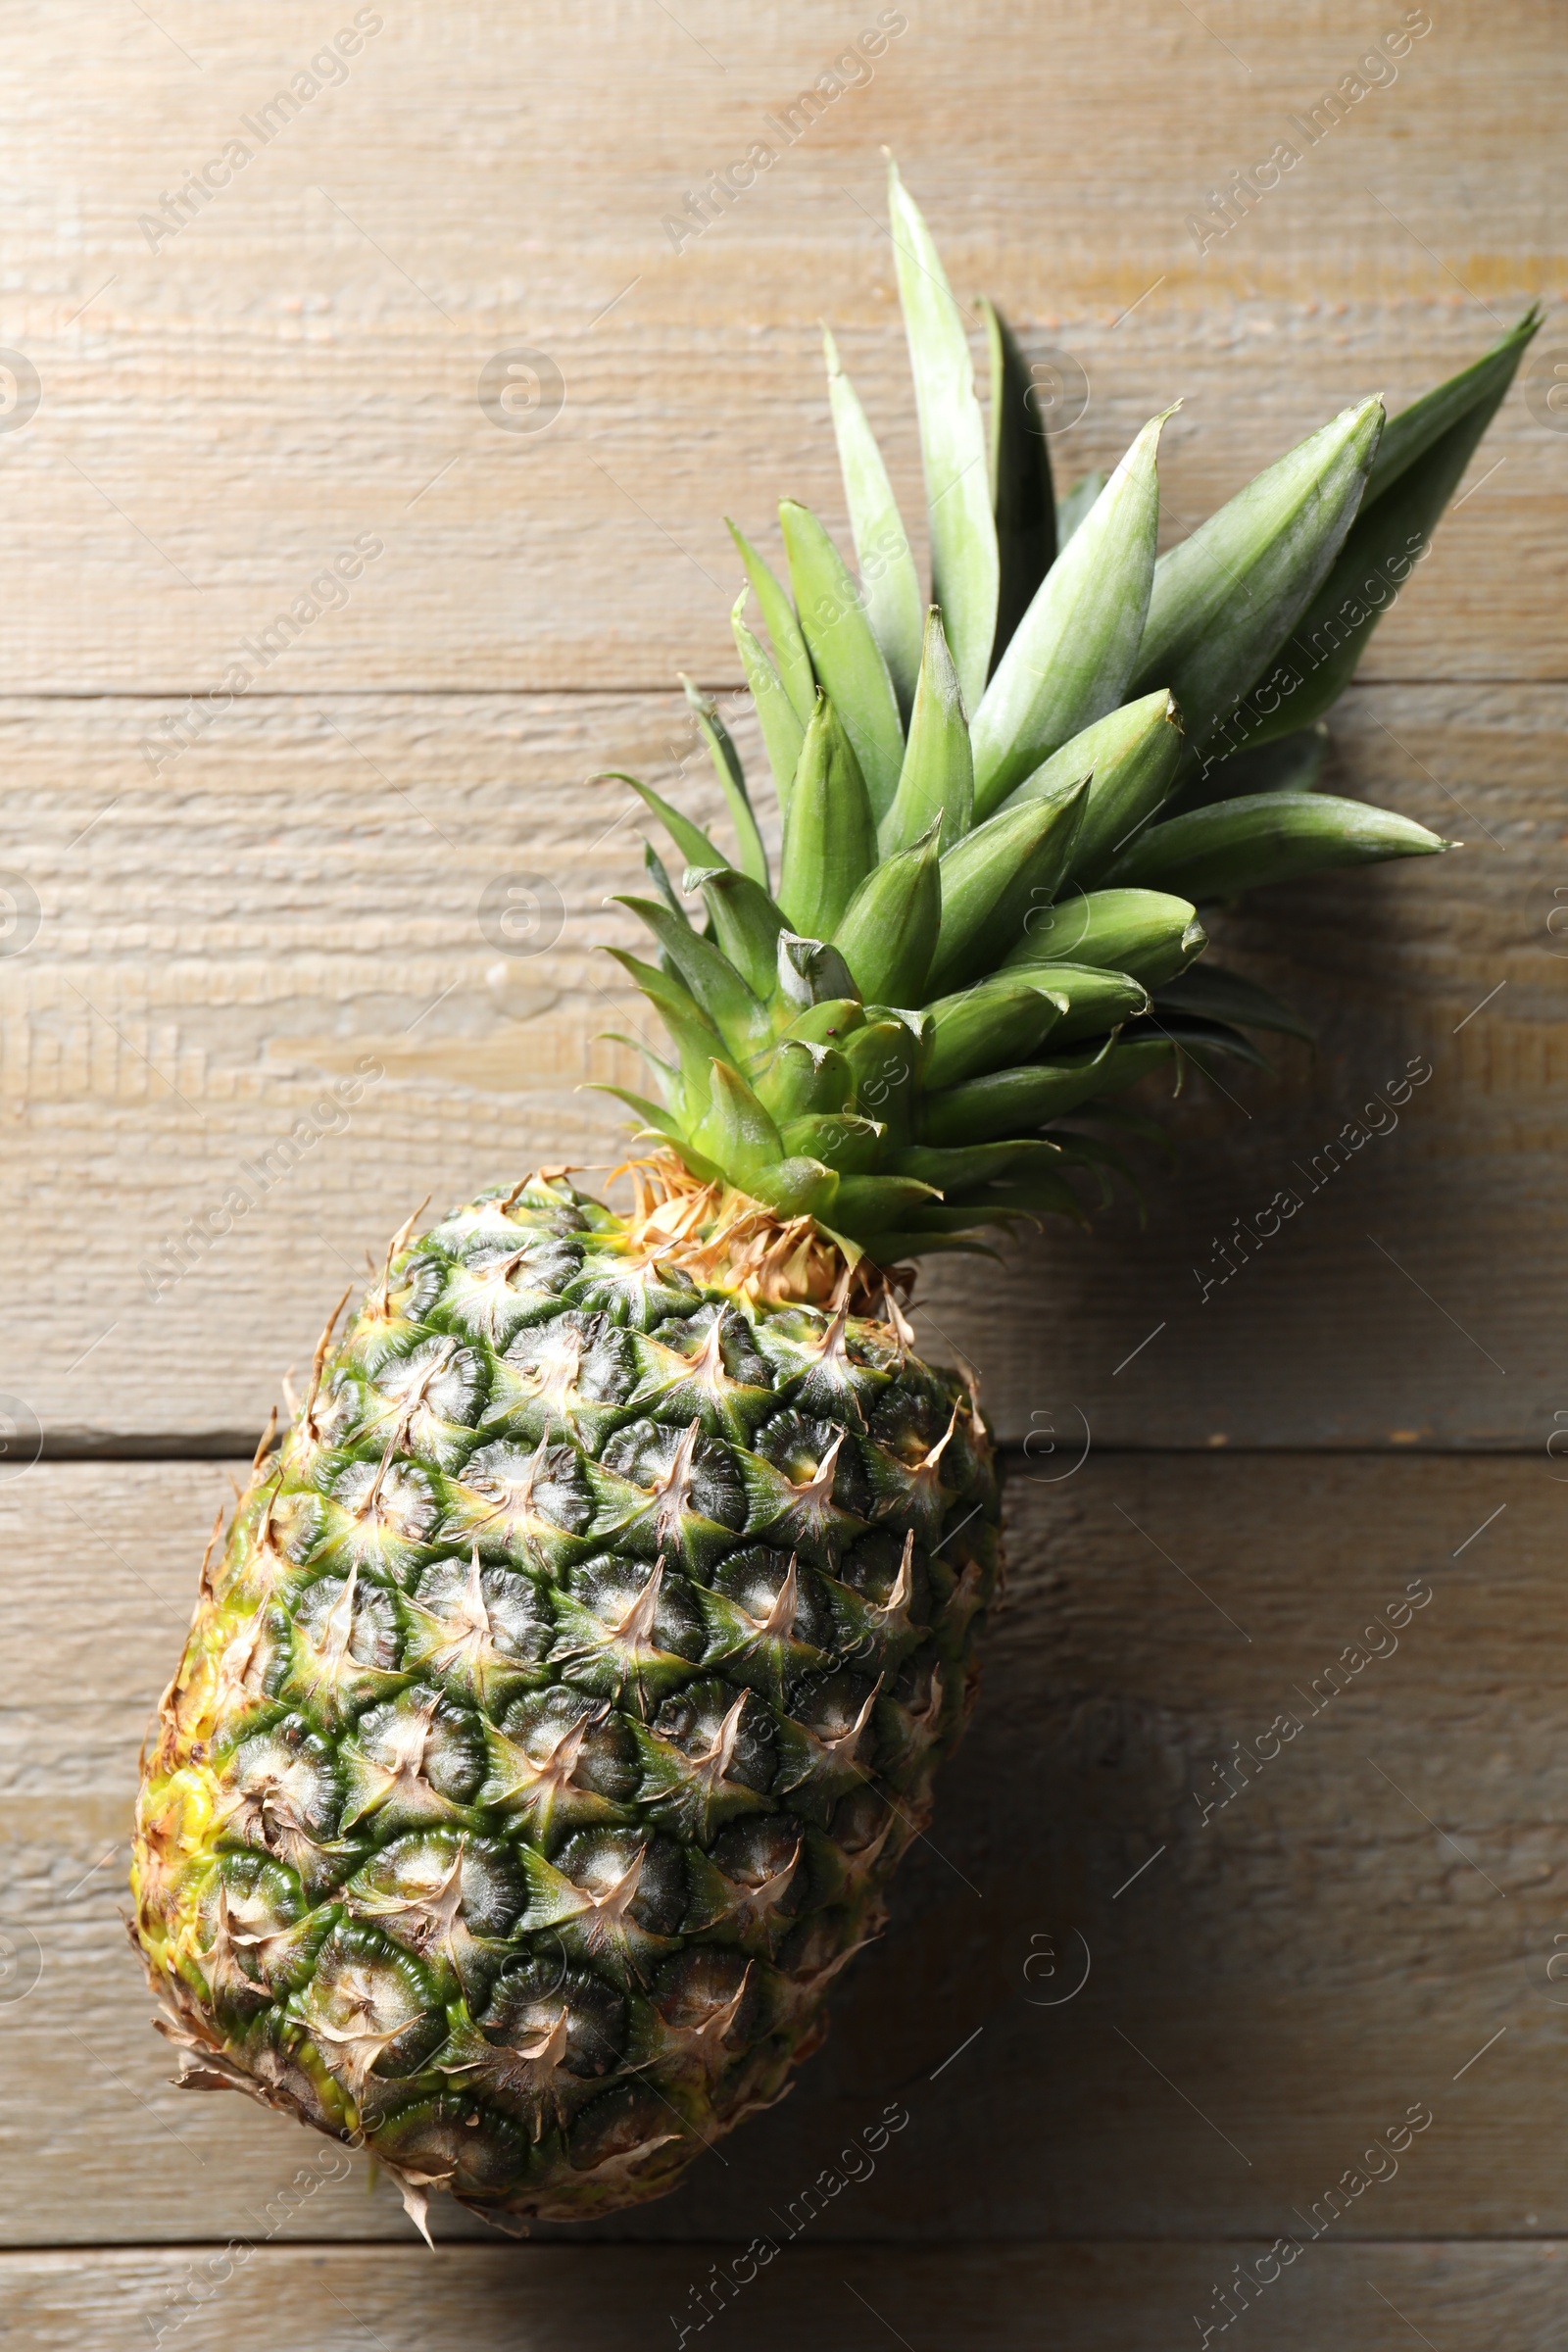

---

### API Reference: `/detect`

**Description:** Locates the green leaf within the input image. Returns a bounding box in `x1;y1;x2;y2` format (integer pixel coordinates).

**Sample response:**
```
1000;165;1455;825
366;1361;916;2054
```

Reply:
850;1229;1003;1263
948;1169;1091;1227
1210;318;1542;761
1130;395;1384;752
1154;964;1313;1041
590;1086;721;1177
888;1137;1065;1190
693;1059;784;1187
603;943;701;1021
732;591;807;813
880;606;974;858
1004;887;1205;988
1055;469;1105;547
640;842;695;958
1368;307;1540;501
777;697;877;942
1003;688;1186;886
691;867;787;1002
777;995;865;1049
842;1016;922;1145
891;1200;1036;1236
614;895;767;1053
601;771;724;873
1152;1016;1274;1074
928;777;1089;992
778;1112;885;1174
887;157;999;712
750;1156;841;1221
1012;959;1150;1044
921;1035;1173;1146
726;520;816;725
923;973;1066;1090
605;947;726;1115
822;324;924;717
779;501;905;825
981;296;1056;673
1177;721;1329;813
774;933;859;1009
599;1027;674;1093
832;819;942;1005
828;1173;943;1236
754;1038;856;1124
679;674;769;889
1102;791;1450;900
972;409;1170;819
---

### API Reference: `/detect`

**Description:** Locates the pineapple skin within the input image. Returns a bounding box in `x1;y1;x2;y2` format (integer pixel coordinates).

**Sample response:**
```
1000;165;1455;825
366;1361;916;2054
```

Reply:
131;1176;999;2227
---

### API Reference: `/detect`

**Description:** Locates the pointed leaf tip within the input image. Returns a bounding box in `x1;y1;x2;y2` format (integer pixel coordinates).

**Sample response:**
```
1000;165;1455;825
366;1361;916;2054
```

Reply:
732;586;807;812
982;294;1057;675
726;518;816;726
1133;394;1384;754
887;160;999;713
778;695;877;941
679;671;770;891
821;320;924;718
973;408;1171;818
881;605;974;858
779;500;905;824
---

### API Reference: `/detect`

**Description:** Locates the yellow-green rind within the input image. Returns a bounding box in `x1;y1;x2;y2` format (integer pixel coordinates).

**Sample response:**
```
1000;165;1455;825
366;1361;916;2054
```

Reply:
132;1175;999;2228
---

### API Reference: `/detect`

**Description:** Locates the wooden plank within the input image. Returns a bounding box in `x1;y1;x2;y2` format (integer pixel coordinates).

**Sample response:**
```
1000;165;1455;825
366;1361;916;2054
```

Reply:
0;2;1561;692
4;1456;1566;2246
0;683;1561;1448
3;0;1556;2318
5;2241;1567;2351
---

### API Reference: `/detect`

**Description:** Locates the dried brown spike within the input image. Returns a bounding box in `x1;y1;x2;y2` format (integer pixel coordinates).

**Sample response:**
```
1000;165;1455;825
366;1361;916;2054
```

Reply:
196;1506;225;1599
251;1404;279;1472
304;1288;353;1433
370;1199;431;1315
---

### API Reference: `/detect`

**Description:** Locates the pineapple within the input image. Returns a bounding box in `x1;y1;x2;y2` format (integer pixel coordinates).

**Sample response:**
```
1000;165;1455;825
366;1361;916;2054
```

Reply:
132;163;1534;2233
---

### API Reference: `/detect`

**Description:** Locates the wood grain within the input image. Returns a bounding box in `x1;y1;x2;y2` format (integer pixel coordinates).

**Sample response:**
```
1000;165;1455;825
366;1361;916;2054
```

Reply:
1;0;1560;2310
4;1456;1565;2247
0;2;1560;693
0;683;1560;1448
6;2240;1567;2352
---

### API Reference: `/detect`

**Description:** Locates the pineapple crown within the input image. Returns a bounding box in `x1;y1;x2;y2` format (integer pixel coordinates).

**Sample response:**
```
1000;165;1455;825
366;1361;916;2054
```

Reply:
599;159;1537;1274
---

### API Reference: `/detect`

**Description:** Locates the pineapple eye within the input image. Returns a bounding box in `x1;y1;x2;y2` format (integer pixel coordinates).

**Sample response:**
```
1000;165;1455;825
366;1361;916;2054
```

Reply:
708;1544;836;1657
650;1944;760;2062
225;1718;343;1835
652;1678;777;1798
391;1250;446;1321
708;1812;803;1892
481;1959;627;2081
292;1571;402;1669
839;1526;932;1615
553;1828;687;1938
786;1667;880;1752
755;1410;873;1519
349;1688;488;1807
599;1417;748;1531
373;2093;534;2194
565;2081;682;2181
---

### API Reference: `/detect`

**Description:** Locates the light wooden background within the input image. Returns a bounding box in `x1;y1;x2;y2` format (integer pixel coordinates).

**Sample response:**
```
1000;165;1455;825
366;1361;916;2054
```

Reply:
1;4;1564;2344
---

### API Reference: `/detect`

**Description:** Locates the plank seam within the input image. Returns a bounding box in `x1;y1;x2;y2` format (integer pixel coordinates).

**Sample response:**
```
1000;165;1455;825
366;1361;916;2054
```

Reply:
25;1439;1550;1464
0;2232;1560;2255
0;677;1559;702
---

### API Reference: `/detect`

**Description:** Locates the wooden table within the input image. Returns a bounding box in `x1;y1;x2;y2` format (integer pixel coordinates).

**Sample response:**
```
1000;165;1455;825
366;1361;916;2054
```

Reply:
1;4;1563;2342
